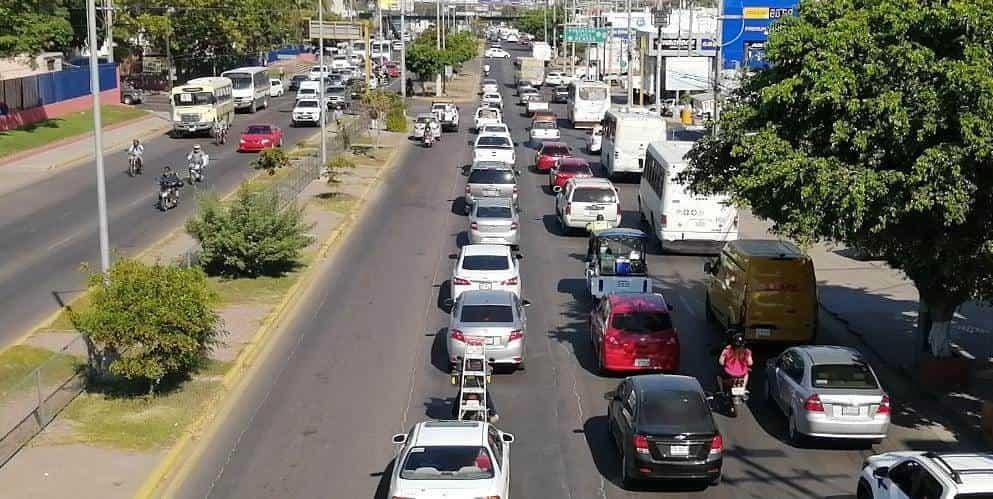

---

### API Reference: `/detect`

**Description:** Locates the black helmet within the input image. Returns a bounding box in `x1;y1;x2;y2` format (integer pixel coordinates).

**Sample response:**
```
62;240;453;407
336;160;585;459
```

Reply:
730;333;746;348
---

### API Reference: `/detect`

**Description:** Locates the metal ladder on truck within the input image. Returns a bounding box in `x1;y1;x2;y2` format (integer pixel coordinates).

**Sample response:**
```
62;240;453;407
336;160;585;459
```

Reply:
451;340;492;422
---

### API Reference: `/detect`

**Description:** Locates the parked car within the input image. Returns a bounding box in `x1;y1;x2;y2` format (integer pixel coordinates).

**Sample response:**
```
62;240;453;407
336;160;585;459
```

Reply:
534;141;573;172
590;293;679;373
389;421;514;499
554;177;621;232
470;198;521;248
238;124;283;152
447;290;529;370
120;85;143;105
549;157;593;191
269;79;285;97
385;62;400;78
765;345;890;445
449;244;523;302
291;99;322;127
465;163;519;209
288;74;309;91
605;375;723;488
857;451;993;499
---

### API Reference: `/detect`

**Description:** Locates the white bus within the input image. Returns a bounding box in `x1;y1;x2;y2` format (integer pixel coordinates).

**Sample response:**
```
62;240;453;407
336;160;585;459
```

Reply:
638;141;738;254
351;40;367;58
601;108;668;178
170;77;234;136
567;80;610;129
221;66;270;113
371;40;392;61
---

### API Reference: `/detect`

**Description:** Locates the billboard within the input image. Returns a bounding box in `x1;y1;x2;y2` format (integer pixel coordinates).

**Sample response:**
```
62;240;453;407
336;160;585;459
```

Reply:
721;0;798;68
664;56;711;91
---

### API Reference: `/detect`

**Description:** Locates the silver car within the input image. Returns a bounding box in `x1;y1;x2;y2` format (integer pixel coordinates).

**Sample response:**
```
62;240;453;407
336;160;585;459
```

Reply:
764;345;890;445
470;198;520;248
465;165;519;211
447;290;530;371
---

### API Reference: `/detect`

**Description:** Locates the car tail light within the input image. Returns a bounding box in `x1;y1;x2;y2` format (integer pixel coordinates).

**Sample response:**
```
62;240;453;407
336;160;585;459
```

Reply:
659;214;668;228
513;185;518;193
804;394;825;412
565;203;571;215
509;330;524;341
709;434;724;454
451;329;466;342
471;222;479;229
633;435;650;455
510;222;518;229
453;277;471;285
877;395;891;415
465;185;471;194
502;277;518;285
605;333;621;345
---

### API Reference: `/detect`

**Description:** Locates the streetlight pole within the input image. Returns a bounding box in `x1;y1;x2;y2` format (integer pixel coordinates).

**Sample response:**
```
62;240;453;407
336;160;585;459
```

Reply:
86;0;111;274
435;0;442;96
543;0;548;43
400;0;407;98
625;0;633;105
104;0;114;64
318;0;327;169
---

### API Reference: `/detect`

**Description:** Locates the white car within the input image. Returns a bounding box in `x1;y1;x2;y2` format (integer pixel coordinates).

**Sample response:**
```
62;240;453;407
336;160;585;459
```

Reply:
858;451;993;499
481;92;502;108
479;123;512;144
555;177;621;231
481;78;499;95
450;244;522;302
268;79;284;97
505;33;519;43
485;48;511;58
474;106;503;132
389;421;514;499
587;125;603;153
545;71;567;86
529;120;560;141
473;134;515;166
291;99;322;127
307;65;330;80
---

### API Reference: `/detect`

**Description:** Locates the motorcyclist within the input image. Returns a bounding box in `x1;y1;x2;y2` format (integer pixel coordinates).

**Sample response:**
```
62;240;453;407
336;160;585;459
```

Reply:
127;139;144;169
483;63;490;76
158;166;181;188
718;332;753;391
186;144;209;170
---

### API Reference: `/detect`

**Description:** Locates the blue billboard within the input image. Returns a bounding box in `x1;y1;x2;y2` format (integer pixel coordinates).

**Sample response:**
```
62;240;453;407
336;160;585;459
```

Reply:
721;0;798;69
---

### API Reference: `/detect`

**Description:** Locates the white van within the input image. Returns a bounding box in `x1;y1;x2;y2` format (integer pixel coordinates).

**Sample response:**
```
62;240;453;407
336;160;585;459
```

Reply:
601;108;668;178
638;141;738;254
331;55;351;70
220;67;270;113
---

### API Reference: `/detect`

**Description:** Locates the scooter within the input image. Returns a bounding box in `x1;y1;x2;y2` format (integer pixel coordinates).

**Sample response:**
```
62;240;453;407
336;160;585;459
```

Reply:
188;161;204;184
158;181;180;211
718;374;749;417
128;153;142;177
423;132;434;148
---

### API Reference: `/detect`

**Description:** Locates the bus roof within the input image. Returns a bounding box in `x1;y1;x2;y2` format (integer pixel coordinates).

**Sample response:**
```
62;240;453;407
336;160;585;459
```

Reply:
647;140;694;166
570;80;608;88
172;76;232;94
221;66;267;75
605;108;667;122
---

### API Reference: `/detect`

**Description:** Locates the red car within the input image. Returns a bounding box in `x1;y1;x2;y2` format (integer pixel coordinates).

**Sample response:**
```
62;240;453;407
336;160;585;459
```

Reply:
385;63;400;78
239;124;283;152
534;142;572;172
549;157;593;192
589;293;679;374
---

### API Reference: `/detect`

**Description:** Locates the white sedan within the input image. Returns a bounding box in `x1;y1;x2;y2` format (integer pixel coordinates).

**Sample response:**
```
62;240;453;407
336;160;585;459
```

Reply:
269;79;285;97
389;421;514;499
545;71;568;86
529;120;560;141
481;92;503;108
450;244;522;302
485;47;511;58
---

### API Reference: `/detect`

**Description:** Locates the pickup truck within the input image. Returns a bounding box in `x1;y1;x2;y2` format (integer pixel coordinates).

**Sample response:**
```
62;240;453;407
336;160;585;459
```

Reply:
526;99;549;116
474;106;503;132
431;101;460;132
472;135;516;166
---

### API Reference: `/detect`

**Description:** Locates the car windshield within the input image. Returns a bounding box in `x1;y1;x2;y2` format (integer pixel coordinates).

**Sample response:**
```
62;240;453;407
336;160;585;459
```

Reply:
460;305;514;323
297;101;318;108
173;92;214;106
638;389;715;434
557;162;590;174
611;312;673;333
542;145;570;156
811;363;879;389
579;86;608;100
476;206;513;218
462;255;510;271
477;136;511;148
573;188;617;203
293;75;308;81
600;236;646;257
245;125;272;134
469;169;515;184
484;94;500;100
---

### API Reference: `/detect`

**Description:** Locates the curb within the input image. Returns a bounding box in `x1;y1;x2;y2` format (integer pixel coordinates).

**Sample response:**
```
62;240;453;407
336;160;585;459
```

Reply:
134;135;411;499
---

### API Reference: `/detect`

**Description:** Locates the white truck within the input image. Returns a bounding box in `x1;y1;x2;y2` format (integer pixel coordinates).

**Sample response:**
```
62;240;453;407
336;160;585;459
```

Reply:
431;100;460;132
514;57;545;87
532;42;552;62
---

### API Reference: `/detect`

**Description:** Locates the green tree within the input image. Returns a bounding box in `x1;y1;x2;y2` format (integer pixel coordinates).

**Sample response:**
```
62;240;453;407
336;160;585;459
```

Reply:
514;6;562;41
71;259;221;392
186;186;314;277
682;0;993;361
405;42;445;93
252;147;290;175
0;0;73;57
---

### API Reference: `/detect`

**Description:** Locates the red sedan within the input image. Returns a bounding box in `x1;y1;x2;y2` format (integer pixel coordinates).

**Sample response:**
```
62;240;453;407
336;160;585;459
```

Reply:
239;124;283;152
533;142;572;172
385;63;400;78
549;157;593;192
589;293;680;374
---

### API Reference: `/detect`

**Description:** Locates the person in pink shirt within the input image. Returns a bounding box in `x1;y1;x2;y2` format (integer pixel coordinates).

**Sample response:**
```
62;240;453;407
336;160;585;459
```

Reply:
719;332;753;389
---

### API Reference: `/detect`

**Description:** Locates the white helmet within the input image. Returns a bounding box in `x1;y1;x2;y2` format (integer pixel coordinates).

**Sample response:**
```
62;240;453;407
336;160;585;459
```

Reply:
193;144;202;151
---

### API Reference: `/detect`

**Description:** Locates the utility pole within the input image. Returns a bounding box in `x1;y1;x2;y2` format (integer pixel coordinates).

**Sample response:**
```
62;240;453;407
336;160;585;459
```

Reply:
654;25;661;108
318;0;327;169
104;0;114;63
436;0;442;96
625;0;632;105
86;0;111;274
400;0;407;98
712;0;723;135
543;0;548;42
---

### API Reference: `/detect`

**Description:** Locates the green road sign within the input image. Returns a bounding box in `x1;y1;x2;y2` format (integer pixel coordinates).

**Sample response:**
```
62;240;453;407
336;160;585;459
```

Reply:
563;27;608;44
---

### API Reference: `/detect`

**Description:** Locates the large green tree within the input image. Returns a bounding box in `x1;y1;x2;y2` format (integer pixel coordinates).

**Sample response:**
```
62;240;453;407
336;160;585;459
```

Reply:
0;0;73;57
683;0;993;361
514;6;562;41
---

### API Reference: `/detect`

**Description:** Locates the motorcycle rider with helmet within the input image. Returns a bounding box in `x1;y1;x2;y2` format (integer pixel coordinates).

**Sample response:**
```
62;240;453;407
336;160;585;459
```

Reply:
186;144;209;169
127;139;144;170
718;332;753;392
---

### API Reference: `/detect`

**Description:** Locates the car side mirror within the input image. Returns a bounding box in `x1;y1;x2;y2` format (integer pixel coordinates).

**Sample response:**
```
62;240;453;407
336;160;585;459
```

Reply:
872;467;889;479
521;300;532;307
448;253;458;259
552;185;562;193
501;433;515;443
515;253;524;260
603;390;617;401
392;433;407;444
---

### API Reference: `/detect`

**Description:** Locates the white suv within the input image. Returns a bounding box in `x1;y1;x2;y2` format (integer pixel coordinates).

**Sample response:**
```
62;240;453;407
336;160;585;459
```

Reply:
389;420;514;499
858;451;993;499
555;177;621;232
291;99;322;127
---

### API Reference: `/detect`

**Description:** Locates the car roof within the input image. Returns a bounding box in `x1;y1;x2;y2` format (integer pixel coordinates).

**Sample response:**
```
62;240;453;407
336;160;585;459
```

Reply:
608;293;670;313
413;420;486;446
459;289;517;306
793;345;864;365
568;177;615;188
461;244;511;256
729;239;805;258
541;141;569;149
475;197;514;208
557;157;589;167
632;374;703;394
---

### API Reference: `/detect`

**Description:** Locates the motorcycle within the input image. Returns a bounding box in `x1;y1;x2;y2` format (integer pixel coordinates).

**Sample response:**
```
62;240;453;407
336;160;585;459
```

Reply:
188;161;204;184
718;374;749;417
128;153;142;177
483;64;490;76
423;133;434;148
213;122;227;146
158;181;180;211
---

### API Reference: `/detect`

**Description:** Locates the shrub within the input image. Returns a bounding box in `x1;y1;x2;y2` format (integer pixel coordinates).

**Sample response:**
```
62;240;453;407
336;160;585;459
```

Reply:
325;155;356;184
185;186;314;277
252;147;290;176
71;259;221;392
386;108;407;132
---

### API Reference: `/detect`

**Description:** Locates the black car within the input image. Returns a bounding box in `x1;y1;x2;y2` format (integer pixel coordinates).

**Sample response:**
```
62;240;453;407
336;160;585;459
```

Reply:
605;375;723;488
552;85;569;103
289;74;309;91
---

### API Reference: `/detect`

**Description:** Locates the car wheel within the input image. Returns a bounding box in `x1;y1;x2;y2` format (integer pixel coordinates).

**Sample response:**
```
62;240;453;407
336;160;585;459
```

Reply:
788;411;806;447
123;96;133;105
709;473;722;487
620;452;637;490
856;478;874;499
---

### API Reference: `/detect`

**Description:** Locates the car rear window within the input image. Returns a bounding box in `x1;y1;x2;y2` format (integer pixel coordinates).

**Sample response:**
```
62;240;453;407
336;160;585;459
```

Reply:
639;389;715;434
462;255;510;270
533;121;555;129
611;312;673;333
476;136;511;148
400;446;495;480
460;305;514;322
245;125;272;134
468;170;515;184
811;363;879;389
476;206;513;218
572;188;617;203
542;145;569;156
296;100;318;108
557;163;590;174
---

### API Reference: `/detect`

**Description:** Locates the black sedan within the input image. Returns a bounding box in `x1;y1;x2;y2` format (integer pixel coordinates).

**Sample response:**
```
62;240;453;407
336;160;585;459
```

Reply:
604;375;723;488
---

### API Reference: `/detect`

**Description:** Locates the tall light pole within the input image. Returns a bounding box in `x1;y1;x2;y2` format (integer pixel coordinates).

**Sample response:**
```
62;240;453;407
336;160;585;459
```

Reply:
400;0;407;98
86;0;111;274
318;0;327;169
435;0;442;96
625;0;633;105
104;0;114;64
543;0;548;43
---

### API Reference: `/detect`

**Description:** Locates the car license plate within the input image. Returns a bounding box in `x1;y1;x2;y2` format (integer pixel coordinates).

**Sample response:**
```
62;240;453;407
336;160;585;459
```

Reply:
634;358;650;367
842;406;860;416
755;328;772;337
616;281;630;288
587;205;604;211
479;283;492;290
670;445;689;456
484;189;499;196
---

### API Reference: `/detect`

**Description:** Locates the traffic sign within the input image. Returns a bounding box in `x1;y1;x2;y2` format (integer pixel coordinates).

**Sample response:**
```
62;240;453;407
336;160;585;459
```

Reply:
563;27;608;44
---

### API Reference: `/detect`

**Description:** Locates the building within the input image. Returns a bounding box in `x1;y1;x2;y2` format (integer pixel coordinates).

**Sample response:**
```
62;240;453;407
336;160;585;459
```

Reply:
638;8;718;101
720;0;798;69
0;53;64;80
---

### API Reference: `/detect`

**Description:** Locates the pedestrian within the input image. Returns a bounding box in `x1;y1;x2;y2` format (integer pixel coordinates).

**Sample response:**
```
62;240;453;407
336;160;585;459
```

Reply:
406;78;414;96
332;107;343;130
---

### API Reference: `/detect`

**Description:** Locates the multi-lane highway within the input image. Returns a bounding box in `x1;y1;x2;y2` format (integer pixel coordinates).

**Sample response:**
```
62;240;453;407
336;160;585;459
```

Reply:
165;50;959;499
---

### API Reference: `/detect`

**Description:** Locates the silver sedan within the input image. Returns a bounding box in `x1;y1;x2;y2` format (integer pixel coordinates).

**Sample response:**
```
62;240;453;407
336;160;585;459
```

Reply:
447;290;530;371
470;198;520;249
764;345;891;445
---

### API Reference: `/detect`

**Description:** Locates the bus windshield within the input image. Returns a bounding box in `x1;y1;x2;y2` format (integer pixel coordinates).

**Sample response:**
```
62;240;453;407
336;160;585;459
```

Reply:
227;74;252;90
579;86;607;101
174;92;214;106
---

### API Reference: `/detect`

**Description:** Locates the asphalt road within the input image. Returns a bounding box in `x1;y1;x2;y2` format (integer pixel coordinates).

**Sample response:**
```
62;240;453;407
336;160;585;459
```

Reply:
170;51;947;499
0;89;360;347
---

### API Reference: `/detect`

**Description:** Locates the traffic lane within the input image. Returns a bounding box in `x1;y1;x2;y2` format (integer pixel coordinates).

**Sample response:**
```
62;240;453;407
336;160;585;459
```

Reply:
0;94;326;346
192;103;470;499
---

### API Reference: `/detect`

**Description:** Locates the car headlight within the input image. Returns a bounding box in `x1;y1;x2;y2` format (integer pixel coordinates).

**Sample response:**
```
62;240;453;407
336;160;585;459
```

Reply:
261;139;270;144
